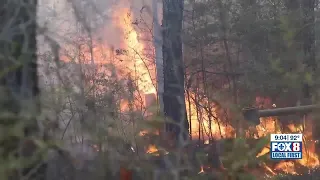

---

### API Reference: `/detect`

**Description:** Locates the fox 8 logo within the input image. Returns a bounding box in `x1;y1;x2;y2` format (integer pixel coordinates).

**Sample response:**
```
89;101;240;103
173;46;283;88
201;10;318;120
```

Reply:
271;142;301;152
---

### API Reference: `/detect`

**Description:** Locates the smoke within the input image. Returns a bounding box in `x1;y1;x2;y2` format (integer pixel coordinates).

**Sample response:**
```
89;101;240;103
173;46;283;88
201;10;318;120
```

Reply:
37;0;155;50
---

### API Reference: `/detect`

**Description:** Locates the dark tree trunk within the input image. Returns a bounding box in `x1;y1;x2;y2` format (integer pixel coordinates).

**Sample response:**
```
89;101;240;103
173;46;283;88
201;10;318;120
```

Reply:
0;0;42;179
162;0;189;144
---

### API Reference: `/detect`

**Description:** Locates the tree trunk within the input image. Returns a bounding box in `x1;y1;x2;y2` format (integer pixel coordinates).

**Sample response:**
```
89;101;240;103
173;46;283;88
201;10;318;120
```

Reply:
0;0;41;179
162;0;189;144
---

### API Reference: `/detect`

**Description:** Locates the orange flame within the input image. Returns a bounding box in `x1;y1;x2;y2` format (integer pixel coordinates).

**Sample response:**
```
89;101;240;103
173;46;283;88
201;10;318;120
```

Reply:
113;8;156;95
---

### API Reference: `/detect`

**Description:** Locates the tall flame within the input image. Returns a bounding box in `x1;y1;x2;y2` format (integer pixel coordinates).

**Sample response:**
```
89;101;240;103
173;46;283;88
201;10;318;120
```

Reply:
113;8;156;95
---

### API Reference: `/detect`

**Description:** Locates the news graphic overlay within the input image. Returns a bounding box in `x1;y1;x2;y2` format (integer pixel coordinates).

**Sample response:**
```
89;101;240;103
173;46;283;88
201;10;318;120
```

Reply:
270;134;303;160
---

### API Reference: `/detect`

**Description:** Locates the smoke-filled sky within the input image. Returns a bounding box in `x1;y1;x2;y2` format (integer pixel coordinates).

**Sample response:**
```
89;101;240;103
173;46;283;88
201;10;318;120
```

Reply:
37;0;158;50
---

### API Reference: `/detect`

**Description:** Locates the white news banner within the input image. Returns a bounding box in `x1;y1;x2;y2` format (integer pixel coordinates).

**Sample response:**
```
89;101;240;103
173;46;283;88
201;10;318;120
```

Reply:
270;134;303;142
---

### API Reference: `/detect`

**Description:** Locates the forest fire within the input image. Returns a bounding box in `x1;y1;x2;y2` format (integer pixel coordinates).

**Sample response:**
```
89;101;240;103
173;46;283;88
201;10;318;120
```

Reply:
58;5;320;178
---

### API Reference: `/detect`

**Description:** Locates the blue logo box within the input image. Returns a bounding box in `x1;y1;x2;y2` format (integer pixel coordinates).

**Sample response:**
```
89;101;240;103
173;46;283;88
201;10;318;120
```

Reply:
270;142;303;160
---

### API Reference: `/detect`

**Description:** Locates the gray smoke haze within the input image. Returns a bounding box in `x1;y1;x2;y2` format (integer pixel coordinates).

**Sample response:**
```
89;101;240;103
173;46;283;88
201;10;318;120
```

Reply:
37;0;156;50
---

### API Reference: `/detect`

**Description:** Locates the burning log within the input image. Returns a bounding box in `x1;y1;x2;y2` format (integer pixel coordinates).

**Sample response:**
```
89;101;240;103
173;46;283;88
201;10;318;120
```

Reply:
242;105;319;125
